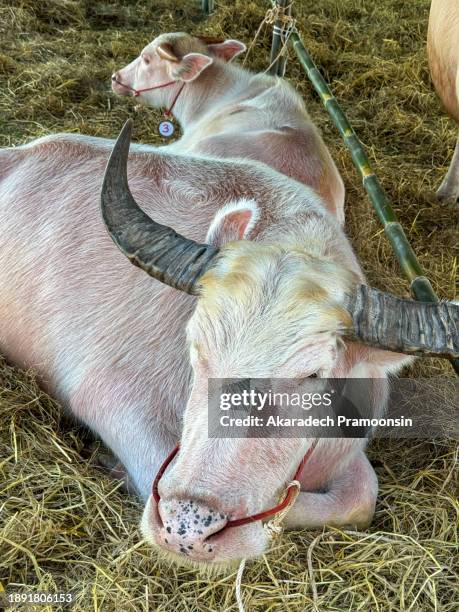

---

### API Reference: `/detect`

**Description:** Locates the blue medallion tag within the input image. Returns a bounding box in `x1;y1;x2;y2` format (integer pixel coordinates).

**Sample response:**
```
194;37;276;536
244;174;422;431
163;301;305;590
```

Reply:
159;121;174;137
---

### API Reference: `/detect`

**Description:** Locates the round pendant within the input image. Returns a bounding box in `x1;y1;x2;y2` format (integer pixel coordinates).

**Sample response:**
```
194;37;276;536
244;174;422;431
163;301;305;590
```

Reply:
158;120;174;137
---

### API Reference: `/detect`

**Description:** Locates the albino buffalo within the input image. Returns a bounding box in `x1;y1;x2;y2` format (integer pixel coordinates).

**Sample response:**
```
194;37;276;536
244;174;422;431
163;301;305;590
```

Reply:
428;0;459;204
0;119;457;568
112;31;345;223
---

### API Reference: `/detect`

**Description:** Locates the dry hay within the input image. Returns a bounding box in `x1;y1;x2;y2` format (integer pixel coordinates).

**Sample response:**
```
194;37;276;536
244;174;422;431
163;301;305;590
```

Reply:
0;0;458;610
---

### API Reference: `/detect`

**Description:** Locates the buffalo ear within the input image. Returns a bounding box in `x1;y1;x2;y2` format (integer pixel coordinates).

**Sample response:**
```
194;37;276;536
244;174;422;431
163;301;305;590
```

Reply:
343;342;414;376
170;52;213;82
206;39;246;61
206;199;260;246
362;346;414;373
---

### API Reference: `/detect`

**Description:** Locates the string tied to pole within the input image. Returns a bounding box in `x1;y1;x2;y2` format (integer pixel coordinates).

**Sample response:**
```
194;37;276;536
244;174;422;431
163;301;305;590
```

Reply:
242;1;296;74
265;2;295;27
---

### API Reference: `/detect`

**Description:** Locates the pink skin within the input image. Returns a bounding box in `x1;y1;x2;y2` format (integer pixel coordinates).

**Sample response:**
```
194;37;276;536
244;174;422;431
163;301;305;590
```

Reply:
0;126;409;568
111;33;346;223
145;338;402;567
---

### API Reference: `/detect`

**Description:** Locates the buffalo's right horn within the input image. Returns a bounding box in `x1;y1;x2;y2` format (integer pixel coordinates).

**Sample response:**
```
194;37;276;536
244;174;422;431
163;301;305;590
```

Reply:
344;284;459;358
100;119;219;294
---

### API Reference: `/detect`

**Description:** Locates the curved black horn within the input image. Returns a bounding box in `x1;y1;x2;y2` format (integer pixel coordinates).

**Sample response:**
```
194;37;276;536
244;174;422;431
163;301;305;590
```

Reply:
101;120;219;294
344;285;459;358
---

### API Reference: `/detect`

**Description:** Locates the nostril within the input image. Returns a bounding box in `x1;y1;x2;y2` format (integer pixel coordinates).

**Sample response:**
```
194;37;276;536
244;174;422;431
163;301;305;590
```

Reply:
111;73;118;82
157;499;229;554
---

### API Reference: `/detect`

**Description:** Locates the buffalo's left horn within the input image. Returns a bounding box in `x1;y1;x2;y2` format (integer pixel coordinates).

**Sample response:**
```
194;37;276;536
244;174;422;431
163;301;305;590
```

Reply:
101;119;219;294
344;285;459;358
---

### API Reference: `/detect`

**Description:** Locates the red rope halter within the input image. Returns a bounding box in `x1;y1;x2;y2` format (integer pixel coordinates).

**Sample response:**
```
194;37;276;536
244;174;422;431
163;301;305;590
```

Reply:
152;439;318;529
112;77;185;116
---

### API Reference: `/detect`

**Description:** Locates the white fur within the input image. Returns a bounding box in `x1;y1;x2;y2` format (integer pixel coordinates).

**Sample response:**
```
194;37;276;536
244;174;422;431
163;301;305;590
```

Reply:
0;84;409;568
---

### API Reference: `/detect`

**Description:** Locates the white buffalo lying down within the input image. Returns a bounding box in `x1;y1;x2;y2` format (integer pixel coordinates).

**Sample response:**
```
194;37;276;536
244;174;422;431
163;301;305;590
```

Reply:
112;31;345;223
0;121;457;569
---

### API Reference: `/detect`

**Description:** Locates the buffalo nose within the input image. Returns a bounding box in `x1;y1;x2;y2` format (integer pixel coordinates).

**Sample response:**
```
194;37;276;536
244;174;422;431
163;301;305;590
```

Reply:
158;499;227;559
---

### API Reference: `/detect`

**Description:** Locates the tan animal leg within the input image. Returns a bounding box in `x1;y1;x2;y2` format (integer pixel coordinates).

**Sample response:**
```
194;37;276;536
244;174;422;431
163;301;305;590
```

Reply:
437;133;459;205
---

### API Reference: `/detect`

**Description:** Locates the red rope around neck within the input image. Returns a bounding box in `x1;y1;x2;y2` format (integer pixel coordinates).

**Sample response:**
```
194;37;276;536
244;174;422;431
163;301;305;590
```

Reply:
152;439;318;529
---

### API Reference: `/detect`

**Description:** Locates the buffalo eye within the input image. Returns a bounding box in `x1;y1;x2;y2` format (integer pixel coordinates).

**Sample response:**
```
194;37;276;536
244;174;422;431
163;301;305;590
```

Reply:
142;53;150;65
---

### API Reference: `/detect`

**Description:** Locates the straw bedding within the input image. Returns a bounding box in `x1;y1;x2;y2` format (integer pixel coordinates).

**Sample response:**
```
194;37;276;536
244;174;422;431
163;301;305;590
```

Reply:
0;0;457;610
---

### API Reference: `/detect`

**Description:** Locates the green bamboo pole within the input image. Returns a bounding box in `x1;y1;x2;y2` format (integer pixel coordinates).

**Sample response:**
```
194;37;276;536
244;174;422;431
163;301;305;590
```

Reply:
291;30;459;375
201;0;214;15
269;0;290;77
